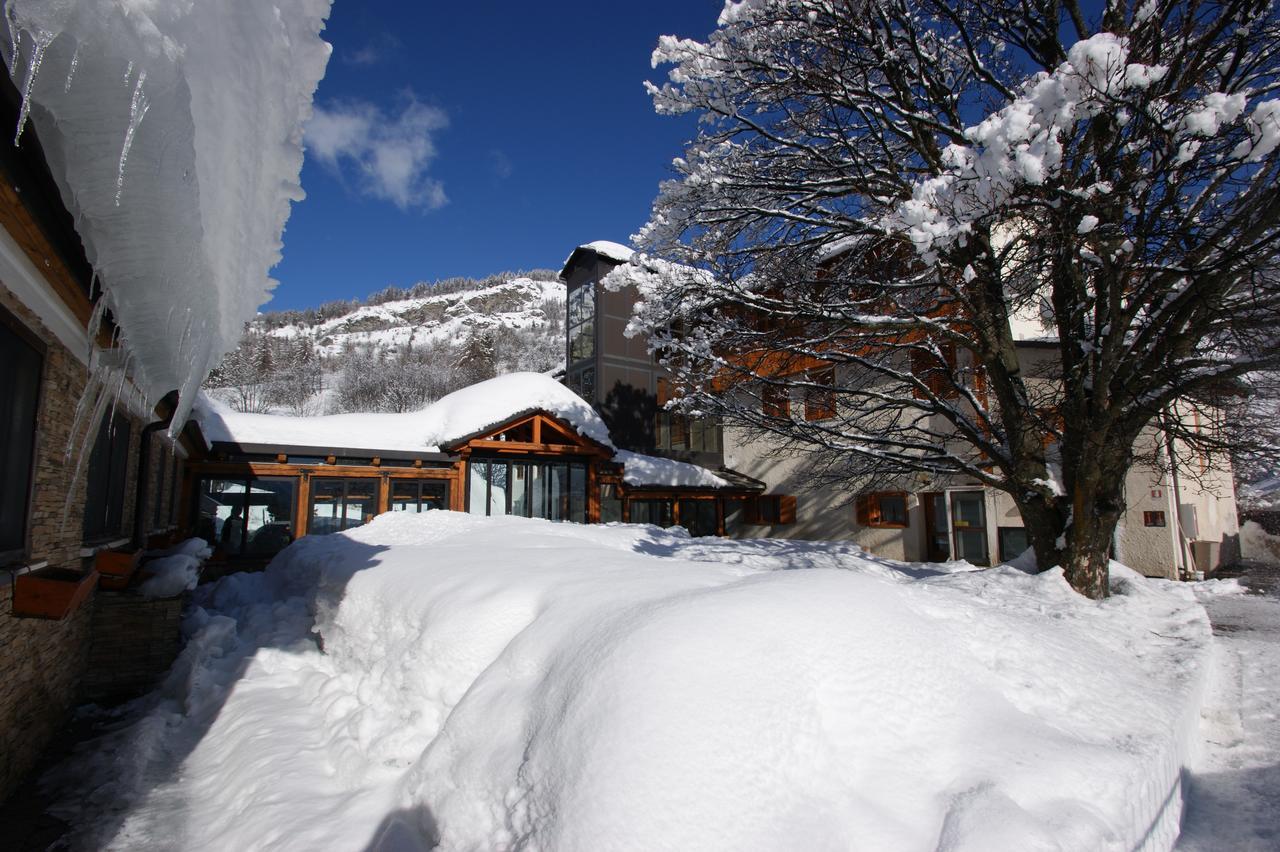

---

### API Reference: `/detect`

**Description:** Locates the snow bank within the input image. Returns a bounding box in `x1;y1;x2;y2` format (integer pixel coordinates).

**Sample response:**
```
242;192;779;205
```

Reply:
195;371;613;452
1240;519;1280;565
1;0;332;423
50;513;1214;851
136;554;201;599
135;537;212;598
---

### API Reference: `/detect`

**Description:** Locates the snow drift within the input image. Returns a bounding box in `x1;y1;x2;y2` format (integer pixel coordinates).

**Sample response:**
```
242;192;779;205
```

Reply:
1;0;332;422
52;513;1213;851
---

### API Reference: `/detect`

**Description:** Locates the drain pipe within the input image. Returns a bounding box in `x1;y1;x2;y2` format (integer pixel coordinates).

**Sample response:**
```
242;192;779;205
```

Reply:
132;393;178;549
1162;409;1192;579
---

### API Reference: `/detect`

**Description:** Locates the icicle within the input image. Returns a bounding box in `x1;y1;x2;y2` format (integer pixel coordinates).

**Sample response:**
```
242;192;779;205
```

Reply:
63;43;78;93
85;294;107;347
13;27;52;144
115;69;149;205
59;376;112;535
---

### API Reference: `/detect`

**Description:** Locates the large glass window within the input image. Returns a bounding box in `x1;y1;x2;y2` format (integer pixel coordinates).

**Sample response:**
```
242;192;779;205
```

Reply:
678;499;718;537
391;480;449;512
83;410;131;542
197;477;297;556
310;478;377;535
567;282;596;371
0;317;42;560
655;412;722;453
469;458;587;523
630;499;673;528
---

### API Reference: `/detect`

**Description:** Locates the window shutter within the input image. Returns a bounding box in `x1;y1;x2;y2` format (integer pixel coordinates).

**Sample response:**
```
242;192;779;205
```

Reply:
855;494;872;525
778;495;797;525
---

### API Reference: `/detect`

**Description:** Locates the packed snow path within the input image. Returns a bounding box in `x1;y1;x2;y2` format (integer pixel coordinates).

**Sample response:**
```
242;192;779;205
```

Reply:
1178;563;1280;851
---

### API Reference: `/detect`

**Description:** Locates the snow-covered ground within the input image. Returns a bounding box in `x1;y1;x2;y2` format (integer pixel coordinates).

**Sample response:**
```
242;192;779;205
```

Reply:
1177;572;1280;851
47;513;1217;851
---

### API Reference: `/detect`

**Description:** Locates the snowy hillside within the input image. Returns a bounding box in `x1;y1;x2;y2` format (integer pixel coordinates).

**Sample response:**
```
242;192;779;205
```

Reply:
265;276;565;359
45;512;1213;851
206;273;566;415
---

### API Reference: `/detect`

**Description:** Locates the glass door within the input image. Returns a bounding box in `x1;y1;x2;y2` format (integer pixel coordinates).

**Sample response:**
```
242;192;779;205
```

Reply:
949;491;989;566
922;492;950;562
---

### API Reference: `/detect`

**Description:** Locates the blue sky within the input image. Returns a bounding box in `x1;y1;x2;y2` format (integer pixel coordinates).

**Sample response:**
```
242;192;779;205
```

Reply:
269;1;724;311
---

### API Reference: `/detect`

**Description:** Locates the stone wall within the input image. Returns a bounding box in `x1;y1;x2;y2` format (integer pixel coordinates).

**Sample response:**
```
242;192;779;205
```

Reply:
0;276;171;803
81;591;185;705
0;580;94;799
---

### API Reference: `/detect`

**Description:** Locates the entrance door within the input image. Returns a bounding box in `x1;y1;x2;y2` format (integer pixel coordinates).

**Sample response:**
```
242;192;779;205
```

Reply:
950;491;989;566
922;492;950;562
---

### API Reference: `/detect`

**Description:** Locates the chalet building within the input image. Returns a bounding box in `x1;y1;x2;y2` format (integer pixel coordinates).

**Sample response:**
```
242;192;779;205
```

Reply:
185;373;763;557
561;241;1241;579
0;77;195;798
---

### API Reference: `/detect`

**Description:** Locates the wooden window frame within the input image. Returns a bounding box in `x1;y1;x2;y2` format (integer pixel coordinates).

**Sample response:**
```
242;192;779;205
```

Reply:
1143;510;1166;528
856;492;910;528
762;384;790;419
744;494;796;526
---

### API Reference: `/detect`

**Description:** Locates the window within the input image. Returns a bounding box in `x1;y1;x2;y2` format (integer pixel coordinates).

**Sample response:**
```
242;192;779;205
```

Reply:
762;384;790;418
599;482;623;523
998;527;1030;562
677;498;718;537
469;458;587;523
804;367;836;421
568;365;595;402
153;444;172;529
655;412;723;452
196;477;297;555
0;314;43;561
309;478;377;535
856;492;909;528
744;494;797;525
630;498;674;527
168;454;182;526
567;282;596;366
1143;511;1166;527
910;342;958;399
83;411;131;542
391;480;449;512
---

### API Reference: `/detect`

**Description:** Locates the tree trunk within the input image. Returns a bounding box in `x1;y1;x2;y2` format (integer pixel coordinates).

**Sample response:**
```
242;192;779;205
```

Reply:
1013;460;1126;600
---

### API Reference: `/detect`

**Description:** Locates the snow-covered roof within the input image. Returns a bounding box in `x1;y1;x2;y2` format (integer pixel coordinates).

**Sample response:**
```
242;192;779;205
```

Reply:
196;372;752;491
196;372;614;454
2;1;331;425
561;240;635;275
615;451;730;489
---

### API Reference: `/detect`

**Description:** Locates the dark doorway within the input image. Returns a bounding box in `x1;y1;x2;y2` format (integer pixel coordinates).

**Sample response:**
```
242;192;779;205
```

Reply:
922;492;950;562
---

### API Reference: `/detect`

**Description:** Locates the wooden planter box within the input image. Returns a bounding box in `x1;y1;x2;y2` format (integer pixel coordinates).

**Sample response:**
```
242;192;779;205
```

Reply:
95;548;143;591
12;567;98;619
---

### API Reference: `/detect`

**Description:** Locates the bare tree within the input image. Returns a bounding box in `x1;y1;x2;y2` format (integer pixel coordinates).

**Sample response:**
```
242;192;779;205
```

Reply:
616;0;1280;597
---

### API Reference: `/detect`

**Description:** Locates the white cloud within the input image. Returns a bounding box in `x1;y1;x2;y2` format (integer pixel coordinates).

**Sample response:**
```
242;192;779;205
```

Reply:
490;149;514;180
306;95;449;210
344;33;400;67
